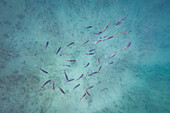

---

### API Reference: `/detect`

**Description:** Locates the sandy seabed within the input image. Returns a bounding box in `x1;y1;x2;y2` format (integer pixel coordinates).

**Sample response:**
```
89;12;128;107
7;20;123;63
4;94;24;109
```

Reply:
0;0;170;113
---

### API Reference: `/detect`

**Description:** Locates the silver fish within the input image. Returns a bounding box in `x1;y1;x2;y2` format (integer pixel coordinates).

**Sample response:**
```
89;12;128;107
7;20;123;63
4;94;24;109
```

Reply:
97;66;102;72
85;86;94;91
80;93;86;101
73;84;80;90
104;62;114;65
87;71;98;76
41;80;51;89
93;40;102;44
98;56;100;64
86;53;94;55
108;53;116;59
86;91;90;96
67;42;74;47
77;74;84;80
122;42;131;50
84;63;90;68
82;40;89;45
56;47;61;55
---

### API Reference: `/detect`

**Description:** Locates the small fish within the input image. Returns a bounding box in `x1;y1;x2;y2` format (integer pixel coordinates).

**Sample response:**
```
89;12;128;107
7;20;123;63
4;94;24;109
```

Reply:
115;15;128;26
77;74;84;80
97;66;102;72
86;71;98;76
106;36;113;40
73;84;80;90
64;70;69;81
89;49;96;52
100;36;108;39
41;80;51;89
80;93;86;101
63;65;71;67
100;88;108;92
60;53;67;56
52;80;55;91
103;36;113;41
56;47;61;55
108;53;116;59
85;26;92;29
102;23;110;32
45;42;49;48
104;62;114;65
118;32;128;35
82;40;89;45
40;68;48;74
67;79;74;82
66;60;76;62
93;40;102;44
96;80;101;85
86;53;94;55
64;70;74;82
67;42;74;47
84;63;90;68
86;86;94;91
86;91;90;96
97;56;100;64
58;86;65;94
122;42;131;50
93;31;102;35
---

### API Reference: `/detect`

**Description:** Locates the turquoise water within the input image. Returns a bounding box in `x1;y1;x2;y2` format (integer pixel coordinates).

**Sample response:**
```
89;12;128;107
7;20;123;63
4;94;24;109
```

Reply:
0;0;170;113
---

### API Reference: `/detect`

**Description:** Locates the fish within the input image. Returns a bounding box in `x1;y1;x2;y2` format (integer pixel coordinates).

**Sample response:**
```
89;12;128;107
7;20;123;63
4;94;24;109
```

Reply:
103;36;113;41
67;42;74;47
86;71;98;76
108;53;116;59
97;65;102;72
122;42;131;50
118;32;128;35
86;53;94;55
41;80;51;89
85;26;92;29
58;86;65;94
40;68;48;74
60;53;67;56
100;88;108;92
84;63;90;68
86;86;94;91
63;65;71;67
100;36;108;39
106;36;113;40
89;49;96;52
64;70;69;81
102;23;110;32
93;40;102;44
115;15;128;26
56;47;61;55
67;79;74;82
104;62;114;65
73;84;80;90
66;60;76;62
80;93;86;101
64;70;74;82
96;80;101;85
77;74;84;80
98;56;100;64
86;91;90;96
82;40;89;45
52;80;55;91
45;42;49;48
93;31;102;35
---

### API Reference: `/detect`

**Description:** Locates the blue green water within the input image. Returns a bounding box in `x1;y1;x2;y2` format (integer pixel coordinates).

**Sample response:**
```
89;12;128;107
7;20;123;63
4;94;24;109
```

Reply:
0;0;170;113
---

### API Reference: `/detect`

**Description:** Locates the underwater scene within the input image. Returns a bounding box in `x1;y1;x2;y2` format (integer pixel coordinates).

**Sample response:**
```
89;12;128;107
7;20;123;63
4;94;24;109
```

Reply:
0;0;170;113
